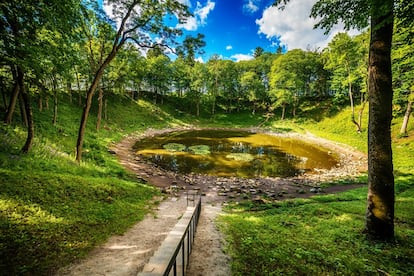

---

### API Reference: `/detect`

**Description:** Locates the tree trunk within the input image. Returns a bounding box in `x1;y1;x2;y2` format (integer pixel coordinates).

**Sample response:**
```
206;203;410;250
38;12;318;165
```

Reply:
67;81;72;103
104;98;108;120
45;95;49;110
38;95;43;111
76;50;118;162
52;76;58;125
348;80;362;133
1;87;7;111
96;87;103;131
17;67;34;153
399;100;412;136
281;104;286;120
153;87;157;104
18;93;28;127
365;0;395;241
4;81;19;124
196;94;200;117
358;94;368;132
76;72;82;107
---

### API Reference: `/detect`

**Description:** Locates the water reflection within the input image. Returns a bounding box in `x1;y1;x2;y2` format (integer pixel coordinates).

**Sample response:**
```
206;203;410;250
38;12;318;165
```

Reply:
133;130;338;178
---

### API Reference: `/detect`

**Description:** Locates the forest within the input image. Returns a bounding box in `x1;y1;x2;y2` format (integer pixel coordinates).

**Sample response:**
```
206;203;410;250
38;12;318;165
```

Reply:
1;0;414;275
1;1;413;149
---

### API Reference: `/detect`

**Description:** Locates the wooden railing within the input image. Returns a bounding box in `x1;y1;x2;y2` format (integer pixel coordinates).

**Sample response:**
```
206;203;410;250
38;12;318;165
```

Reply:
140;194;201;276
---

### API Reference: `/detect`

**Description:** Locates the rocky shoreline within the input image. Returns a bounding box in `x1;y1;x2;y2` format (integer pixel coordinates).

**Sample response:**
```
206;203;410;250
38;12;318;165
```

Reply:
111;127;367;204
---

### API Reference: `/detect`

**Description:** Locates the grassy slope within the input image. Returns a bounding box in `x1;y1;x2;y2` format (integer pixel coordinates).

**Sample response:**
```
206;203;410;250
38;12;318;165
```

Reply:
1;96;413;275
219;106;414;275
0;96;193;274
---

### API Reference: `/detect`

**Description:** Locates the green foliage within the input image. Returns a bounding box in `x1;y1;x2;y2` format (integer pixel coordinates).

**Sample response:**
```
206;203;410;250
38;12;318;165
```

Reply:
219;189;414;275
0;97;183;274
0;169;158;275
218;104;414;275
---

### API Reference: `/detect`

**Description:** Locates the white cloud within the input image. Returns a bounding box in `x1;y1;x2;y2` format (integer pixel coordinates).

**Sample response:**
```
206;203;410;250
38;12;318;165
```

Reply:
231;53;254;62
178;16;199;31
256;0;358;50
243;0;259;14
177;0;192;8
196;0;215;25
226;45;233;50
195;56;205;63
178;0;216;31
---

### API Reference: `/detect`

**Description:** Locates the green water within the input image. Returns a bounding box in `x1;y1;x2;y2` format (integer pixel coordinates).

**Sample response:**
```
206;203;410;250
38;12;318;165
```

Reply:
133;130;338;178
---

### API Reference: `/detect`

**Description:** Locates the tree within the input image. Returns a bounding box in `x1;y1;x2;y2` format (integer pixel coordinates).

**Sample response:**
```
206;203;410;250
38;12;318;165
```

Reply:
254;47;264;58
1;0;81;153
269;54;296;119
75;0;190;162
269;49;323;118
240;71;265;114
188;62;208;116
176;33;206;66
145;54;172;104
171;57;191;97
275;0;396;240
393;20;414;137
323;32;366;132
206;55;221;115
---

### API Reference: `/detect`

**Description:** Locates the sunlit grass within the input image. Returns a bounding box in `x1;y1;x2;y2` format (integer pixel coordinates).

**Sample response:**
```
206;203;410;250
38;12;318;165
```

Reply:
0;96;173;274
1;95;413;275
219;189;414;275
218;104;414;275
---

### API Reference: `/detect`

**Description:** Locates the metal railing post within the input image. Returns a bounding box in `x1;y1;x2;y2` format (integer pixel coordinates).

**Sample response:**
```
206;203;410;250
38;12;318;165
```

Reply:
140;194;201;276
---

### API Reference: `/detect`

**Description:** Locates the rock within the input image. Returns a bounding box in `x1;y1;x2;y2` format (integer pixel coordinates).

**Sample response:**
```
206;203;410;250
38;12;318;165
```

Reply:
310;187;323;193
297;189;306;194
252;196;266;204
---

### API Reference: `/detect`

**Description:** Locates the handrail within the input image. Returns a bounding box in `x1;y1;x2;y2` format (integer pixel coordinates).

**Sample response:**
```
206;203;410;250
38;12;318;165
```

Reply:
140;194;201;276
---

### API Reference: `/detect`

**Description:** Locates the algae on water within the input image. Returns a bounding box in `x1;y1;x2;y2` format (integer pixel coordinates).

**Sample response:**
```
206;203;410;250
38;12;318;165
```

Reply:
226;153;254;162
163;143;186;152
188;145;211;155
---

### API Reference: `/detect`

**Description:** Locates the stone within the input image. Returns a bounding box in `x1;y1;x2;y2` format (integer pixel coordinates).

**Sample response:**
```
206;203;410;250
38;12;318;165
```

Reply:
297;189;306;194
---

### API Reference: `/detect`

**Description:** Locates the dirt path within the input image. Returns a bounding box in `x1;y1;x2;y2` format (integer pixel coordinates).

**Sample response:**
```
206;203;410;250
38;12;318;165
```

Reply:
56;196;189;276
57;127;367;276
186;204;231;276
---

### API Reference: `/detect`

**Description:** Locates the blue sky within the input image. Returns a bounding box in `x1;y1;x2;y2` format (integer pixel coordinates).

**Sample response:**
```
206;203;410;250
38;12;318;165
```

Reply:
177;0;358;62
177;0;279;61
103;0;357;62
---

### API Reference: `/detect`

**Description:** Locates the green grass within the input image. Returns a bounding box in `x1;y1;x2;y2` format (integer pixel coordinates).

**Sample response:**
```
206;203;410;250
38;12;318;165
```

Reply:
0;95;189;274
218;104;414;275
219;190;414;275
1;95;413;275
